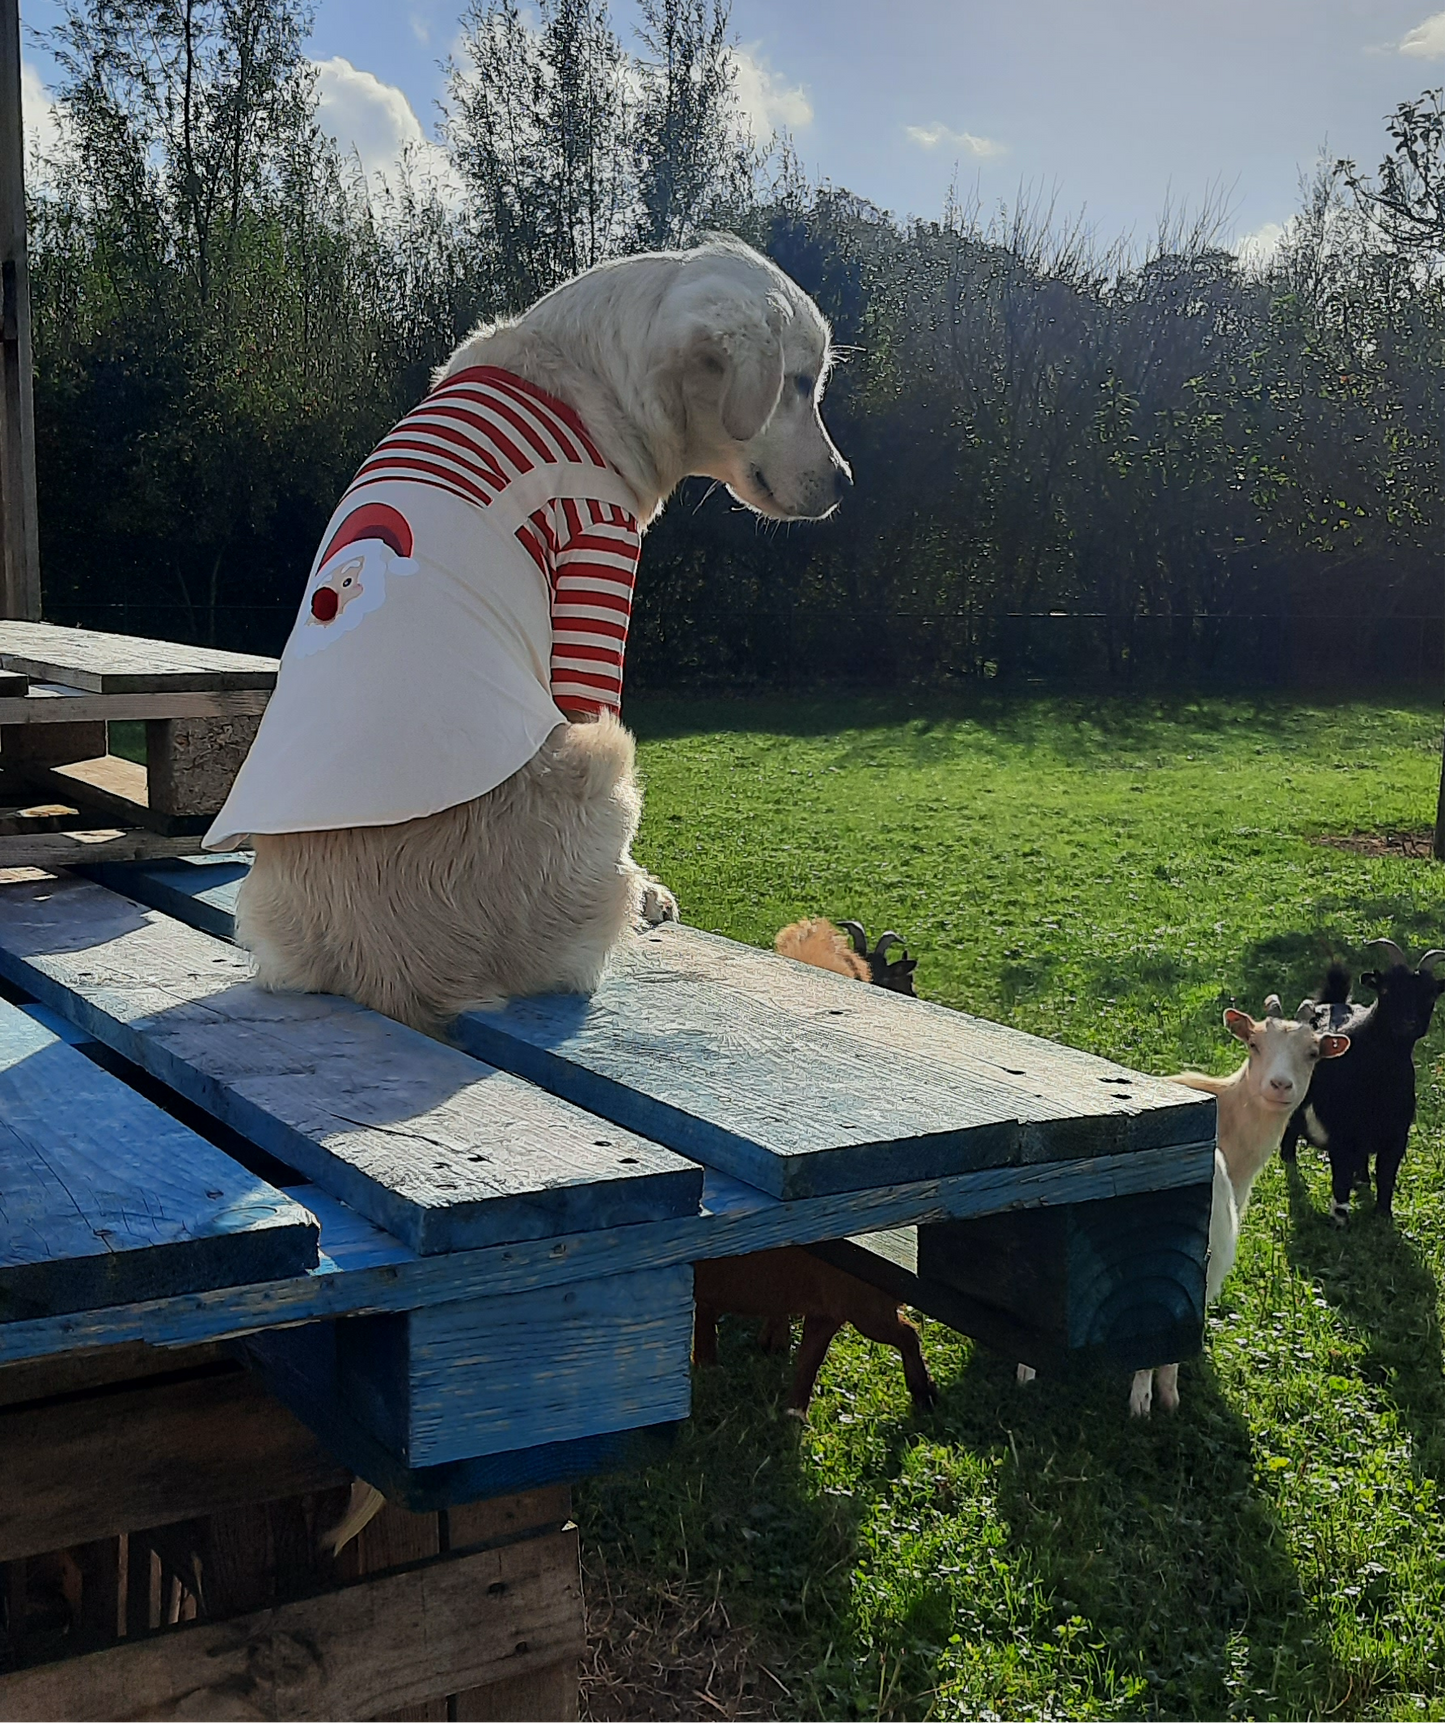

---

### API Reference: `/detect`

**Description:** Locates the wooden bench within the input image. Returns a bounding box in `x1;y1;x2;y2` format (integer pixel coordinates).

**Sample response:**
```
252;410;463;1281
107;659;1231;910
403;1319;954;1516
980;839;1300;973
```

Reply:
0;620;276;863
0;848;1216;1717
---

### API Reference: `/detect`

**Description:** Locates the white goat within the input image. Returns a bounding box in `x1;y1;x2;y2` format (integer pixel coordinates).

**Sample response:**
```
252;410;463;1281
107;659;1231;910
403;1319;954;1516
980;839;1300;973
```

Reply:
1017;996;1348;1415
1129;995;1349;1415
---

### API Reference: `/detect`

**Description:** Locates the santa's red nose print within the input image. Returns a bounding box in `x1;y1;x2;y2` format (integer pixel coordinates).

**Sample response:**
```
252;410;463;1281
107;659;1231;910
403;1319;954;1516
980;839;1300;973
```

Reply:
311;586;339;621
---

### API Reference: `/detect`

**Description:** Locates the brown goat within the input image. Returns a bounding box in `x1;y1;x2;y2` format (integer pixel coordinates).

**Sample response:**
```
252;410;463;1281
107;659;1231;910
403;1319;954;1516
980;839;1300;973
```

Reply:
692;1247;939;1418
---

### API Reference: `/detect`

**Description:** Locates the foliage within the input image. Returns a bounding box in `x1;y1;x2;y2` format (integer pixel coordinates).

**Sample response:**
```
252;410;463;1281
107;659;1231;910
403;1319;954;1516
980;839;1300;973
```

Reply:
23;0;1445;686
572;691;1445;1720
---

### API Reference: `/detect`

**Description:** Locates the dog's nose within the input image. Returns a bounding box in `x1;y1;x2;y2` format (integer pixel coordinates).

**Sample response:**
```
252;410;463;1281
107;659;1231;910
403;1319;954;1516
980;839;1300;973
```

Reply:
833;464;853;500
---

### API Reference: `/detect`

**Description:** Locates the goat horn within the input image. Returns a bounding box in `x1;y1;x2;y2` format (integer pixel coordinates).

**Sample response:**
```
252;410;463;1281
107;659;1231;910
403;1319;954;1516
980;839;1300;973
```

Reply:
839;920;869;956
1295;1000;1315;1024
875;931;905;958
1263;994;1283;1018
1365;937;1410;969
1418;949;1445;973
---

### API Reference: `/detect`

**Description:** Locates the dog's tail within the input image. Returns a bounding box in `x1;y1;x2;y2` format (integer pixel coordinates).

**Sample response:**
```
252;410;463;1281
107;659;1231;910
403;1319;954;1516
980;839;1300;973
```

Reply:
323;1480;387;1557
775;918;870;982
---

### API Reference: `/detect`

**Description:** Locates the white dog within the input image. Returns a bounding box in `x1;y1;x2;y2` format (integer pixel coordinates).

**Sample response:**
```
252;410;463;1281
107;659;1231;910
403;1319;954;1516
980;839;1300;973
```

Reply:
205;237;849;1033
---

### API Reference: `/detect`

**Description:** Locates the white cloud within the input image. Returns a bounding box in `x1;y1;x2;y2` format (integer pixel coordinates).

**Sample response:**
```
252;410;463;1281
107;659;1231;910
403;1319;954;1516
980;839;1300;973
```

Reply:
1400;10;1445;55
729;44;813;143
1234;219;1285;267
312;56;462;204
905;121;1005;158
21;60;62;169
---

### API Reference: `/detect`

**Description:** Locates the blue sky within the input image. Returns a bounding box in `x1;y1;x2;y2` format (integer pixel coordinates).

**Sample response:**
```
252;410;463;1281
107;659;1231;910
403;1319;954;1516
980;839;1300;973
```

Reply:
21;0;1445;257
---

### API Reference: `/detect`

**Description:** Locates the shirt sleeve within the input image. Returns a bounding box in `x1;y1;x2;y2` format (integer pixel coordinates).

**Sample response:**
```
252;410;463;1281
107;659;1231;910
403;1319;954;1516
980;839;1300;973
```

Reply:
546;496;641;719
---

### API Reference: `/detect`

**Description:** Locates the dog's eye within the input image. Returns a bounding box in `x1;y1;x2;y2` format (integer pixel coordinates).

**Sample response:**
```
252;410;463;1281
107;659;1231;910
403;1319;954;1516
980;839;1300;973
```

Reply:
795;373;815;396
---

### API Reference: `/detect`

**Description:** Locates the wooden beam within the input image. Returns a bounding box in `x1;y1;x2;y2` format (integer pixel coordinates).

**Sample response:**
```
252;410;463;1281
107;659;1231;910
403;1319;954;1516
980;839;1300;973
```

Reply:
0;684;271;723
0;1530;585;1721
0;1365;350;1560
0;829;233;868
0;0;40;622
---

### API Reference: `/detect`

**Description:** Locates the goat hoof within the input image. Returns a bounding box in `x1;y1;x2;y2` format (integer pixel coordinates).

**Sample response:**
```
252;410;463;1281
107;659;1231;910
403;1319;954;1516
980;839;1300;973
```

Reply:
1329;1201;1349;1228
783;1405;807;1422
1016;1364;1037;1386
912;1381;941;1414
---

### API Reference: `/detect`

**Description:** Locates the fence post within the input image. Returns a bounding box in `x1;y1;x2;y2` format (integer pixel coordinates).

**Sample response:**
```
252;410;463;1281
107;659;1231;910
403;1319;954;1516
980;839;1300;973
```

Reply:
0;0;41;621
1435;606;1445;862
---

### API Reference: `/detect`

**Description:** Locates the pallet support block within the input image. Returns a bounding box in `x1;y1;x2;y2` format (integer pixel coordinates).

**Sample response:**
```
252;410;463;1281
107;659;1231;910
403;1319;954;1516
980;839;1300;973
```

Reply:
243;1265;693;1501
145;714;261;817
919;1180;1213;1374
1;720;107;768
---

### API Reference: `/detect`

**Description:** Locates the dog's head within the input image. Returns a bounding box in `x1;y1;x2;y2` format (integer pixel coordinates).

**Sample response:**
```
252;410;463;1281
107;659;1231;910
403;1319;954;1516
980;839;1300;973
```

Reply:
661;237;850;521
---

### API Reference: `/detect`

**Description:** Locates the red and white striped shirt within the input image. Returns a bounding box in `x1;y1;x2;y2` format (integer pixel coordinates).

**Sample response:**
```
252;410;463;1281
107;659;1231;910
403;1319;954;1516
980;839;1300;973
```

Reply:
204;367;645;847
342;365;641;718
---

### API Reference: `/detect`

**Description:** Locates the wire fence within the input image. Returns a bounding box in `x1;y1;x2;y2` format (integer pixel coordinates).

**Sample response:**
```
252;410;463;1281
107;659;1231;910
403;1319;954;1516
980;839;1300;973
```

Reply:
39;601;1445;694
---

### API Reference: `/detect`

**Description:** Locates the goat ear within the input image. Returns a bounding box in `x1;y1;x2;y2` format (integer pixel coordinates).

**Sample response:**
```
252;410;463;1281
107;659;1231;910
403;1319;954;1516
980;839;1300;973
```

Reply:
1361;969;1381;992
1319;1033;1350;1059
1224;1008;1253;1042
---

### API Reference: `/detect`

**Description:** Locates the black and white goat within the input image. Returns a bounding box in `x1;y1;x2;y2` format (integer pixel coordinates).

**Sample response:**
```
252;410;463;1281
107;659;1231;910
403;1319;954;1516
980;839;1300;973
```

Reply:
1280;939;1444;1222
839;921;918;996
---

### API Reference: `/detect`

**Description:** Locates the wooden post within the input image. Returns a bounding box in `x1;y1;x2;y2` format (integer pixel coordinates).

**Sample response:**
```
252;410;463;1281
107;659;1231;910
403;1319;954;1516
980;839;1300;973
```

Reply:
1434;716;1445;862
0;0;41;622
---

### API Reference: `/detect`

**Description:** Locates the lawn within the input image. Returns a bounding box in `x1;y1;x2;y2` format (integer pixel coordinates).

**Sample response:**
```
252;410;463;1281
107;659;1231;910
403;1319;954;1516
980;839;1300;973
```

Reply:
576;692;1445;1722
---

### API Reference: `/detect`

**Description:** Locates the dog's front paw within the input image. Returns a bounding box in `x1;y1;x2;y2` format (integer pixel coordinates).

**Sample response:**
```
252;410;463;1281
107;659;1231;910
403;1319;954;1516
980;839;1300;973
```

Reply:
638;876;679;926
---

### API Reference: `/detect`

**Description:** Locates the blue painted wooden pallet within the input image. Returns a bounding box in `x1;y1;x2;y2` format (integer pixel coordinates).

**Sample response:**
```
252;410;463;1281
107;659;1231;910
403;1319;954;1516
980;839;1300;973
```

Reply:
0;874;703;1255
78;857;1216;1202
76;854;250;942
0;995;318;1321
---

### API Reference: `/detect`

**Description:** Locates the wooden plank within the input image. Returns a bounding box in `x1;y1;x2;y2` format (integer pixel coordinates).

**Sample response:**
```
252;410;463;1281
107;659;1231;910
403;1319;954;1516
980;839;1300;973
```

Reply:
0;875;702;1253
0;683;270;723
0;995;318;1321
0;802;86;837
65;863;1216;1193
76;855;249;940
0;621;277;693
0;1142;1214;1372
0;0;41;624
16;753;213;836
0;1339;224;1408
2;720;108;767
811;1175;1214;1376
0;829;228;867
454;921;1214;1198
0;1530;584;1721
252;1262;693;1470
453;1661;578;1723
0;1364;350;1559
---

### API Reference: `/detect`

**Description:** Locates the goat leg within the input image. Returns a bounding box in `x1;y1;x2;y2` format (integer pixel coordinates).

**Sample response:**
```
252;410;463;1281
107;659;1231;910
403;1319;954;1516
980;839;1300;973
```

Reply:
1374;1133;1409;1219
757;1314;793;1355
787;1314;844;1419
1279;1112;1303;1164
693;1304;720;1368
1129;1368;1155;1417
1328;1144;1357;1225
849;1305;938;1412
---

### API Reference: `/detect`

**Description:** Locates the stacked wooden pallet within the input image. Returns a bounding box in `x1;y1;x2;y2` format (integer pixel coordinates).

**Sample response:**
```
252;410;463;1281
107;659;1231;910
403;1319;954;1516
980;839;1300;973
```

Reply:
0;621;275;867
0;644;1219;1716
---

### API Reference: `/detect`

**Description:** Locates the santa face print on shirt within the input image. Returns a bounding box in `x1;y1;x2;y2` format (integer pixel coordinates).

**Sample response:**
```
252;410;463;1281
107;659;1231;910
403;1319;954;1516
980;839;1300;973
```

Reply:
293;501;418;659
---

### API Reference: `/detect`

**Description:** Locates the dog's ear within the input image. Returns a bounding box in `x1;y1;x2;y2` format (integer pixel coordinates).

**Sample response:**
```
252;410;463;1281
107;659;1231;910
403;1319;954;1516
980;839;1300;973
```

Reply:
684;294;786;442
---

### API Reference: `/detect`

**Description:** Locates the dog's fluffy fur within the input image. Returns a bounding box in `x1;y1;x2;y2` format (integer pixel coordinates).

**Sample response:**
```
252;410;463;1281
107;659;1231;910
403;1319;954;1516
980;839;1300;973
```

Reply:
239;238;847;1032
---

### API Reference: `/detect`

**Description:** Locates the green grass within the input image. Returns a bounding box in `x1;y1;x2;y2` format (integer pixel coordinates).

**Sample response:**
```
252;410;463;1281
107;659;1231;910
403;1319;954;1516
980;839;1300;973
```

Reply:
577;692;1445;1721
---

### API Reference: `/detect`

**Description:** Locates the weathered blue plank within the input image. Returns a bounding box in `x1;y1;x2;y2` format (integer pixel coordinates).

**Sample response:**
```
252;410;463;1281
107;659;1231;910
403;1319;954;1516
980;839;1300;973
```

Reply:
256;1263;694;1468
77;855;249;943
0;875;703;1255
0;997;318;1320
81;859;1215;1200
0;1140;1214;1367
454;923;1214;1198
239;1319;679;1509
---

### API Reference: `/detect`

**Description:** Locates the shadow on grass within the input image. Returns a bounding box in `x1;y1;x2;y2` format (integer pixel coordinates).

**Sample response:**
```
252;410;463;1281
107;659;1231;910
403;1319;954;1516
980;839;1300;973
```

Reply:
578;1315;1343;1720
943;1346;1342;1720
629;689;1438;759
1284;1163;1445;1487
